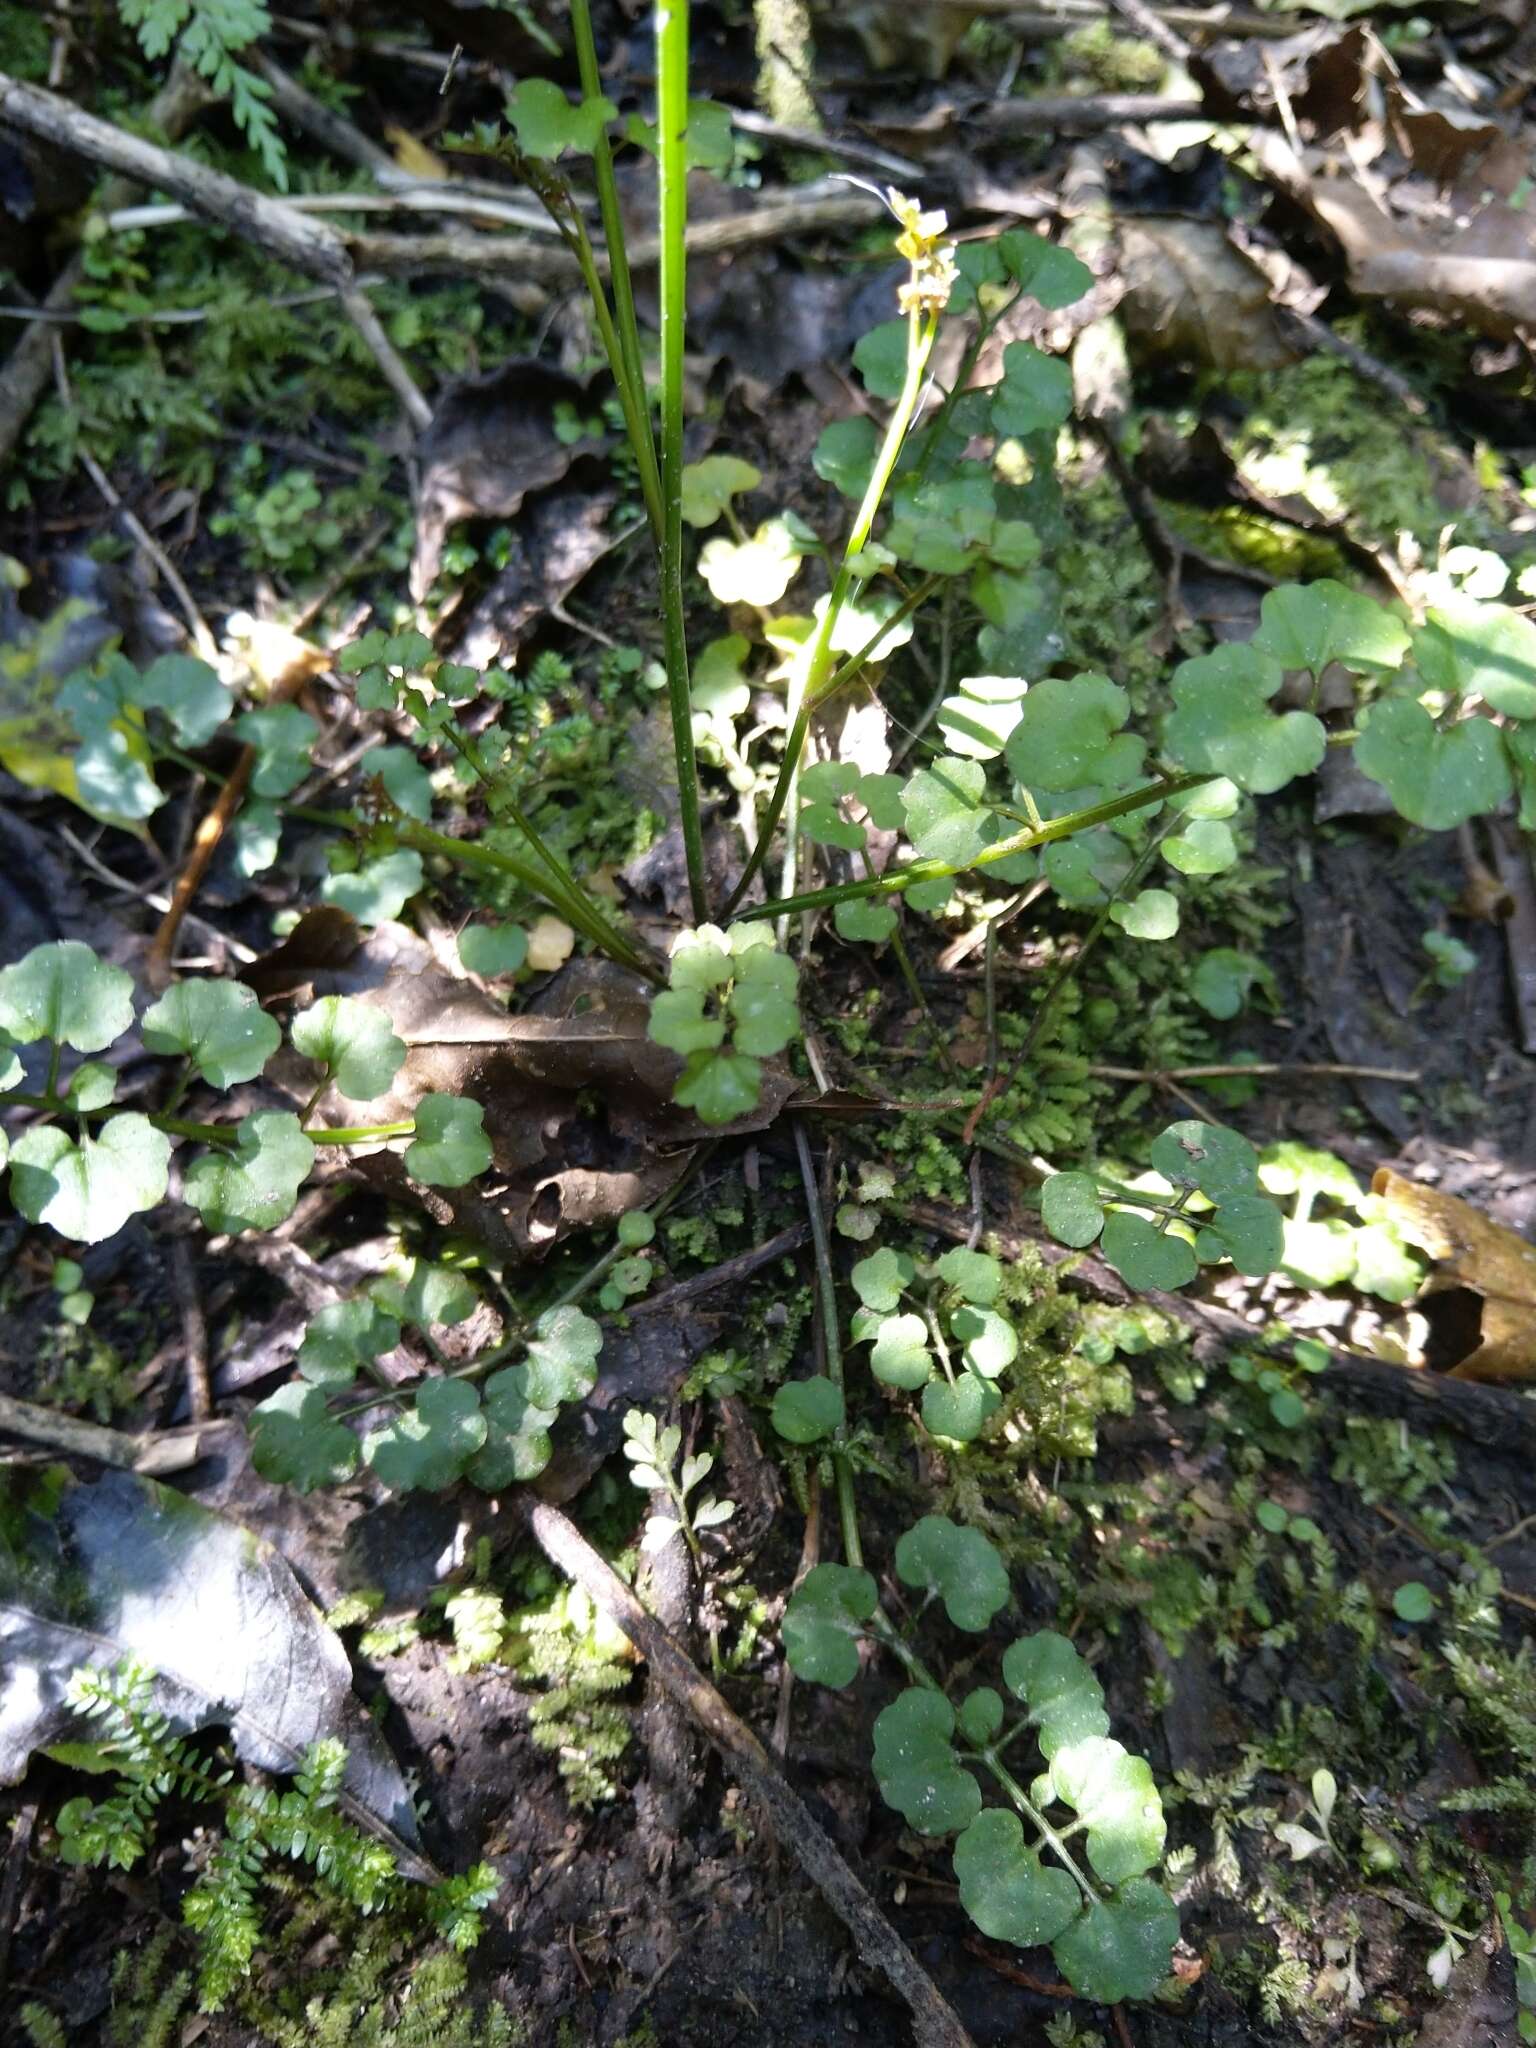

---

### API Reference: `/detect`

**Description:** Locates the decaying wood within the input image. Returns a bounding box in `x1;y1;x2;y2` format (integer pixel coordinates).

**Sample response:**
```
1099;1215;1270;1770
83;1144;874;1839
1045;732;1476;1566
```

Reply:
519;1496;979;2048
0;1392;231;1476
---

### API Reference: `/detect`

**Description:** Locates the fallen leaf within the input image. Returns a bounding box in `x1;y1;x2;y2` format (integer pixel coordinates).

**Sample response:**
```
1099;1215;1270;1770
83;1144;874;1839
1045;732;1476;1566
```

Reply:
411;359;603;600
0;1466;433;1875
1371;1168;1536;1381
1117;220;1294;372
384;122;448;180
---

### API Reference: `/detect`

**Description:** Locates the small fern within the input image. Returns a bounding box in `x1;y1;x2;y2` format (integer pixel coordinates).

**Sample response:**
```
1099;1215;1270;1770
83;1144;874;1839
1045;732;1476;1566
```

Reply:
52;1661;497;2011
116;0;287;187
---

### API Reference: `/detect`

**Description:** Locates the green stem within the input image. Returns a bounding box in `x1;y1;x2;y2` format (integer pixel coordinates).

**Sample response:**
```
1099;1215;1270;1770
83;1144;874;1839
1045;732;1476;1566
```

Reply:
566;210;664;543
571;0;661;541
738;773;1211;921
396;819;660;982
2;1089;415;1150
656;0;709;923
725;311;941;918
980;1752;1102;1904
307;1123;416;1144
793;1117;861;1569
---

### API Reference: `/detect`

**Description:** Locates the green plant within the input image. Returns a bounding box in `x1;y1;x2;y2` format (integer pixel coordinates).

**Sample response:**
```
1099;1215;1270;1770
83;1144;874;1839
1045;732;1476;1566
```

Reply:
117;0;287;186
49;1659;496;2010
1498;1893;1536;2043
621;1407;735;1563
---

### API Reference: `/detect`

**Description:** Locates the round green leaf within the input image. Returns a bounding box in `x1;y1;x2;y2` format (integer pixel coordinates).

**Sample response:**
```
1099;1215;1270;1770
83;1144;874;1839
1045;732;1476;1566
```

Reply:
772;1376;845;1444
1100;1212;1198;1292
921;1372;1001;1442
74;725;162;821
469;1362;559;1487
1004;674;1142;793
9;1114;170;1244
1190;947;1267;1021
373;1258;478;1328
64;1063;115;1112
951;1305;1017;1379
507;78;617;158
291;995;407;1102
1393;1580;1435;1623
1050;1880;1180;2004
957;1687;1005;1745
126;652;232;747
1163;818;1237;875
1353;696;1512;831
1002;1630;1110;1759
142;979;280;1088
853;318;910;401
1196;1194;1285;1277
852;1246;914;1312
522;1303;603;1410
320;849;425;926
0;941;134;1053
870;1311;933;1390
183;1111;314;1234
1048;1735;1166;1886
1110;889;1179;941
649;988;726;1057
954;1809;1080;1949
872;1688;983;1835
373;746;433;820
1416;599;1536;720
234;704;319;798
935;1248;1002;1306
996;228;1093;308
1149;1121;1258;1202
835;898;899;944
1042;1172;1106;1249
782;1563;879;1687
1255;1500;1290;1534
1252;578;1409;678
990;340;1073;439
699;520;802;607
1162;645;1326;795
680;455;762;529
364;1377;487;1492
673;1047;763;1124
901;756;990;865
729;952;800;1058
404;1093;493;1187
458;922;528;976
894;1515;1010;1632
248;1382;360;1493
617;1210;655;1249
298;1297;401;1388
813;417;879;500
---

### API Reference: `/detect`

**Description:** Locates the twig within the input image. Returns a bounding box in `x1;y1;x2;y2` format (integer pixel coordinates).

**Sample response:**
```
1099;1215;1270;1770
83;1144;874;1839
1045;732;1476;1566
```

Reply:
978;93;1204;135
171;1236;211;1424
0;1802;36;1997
251;49;395;175
772;1474;821;1758
1106;0;1193;63
49;338;217;660
516;1496;978;2048
0;69;429;431
0;1392;230;1475
630;1223;810;1317
1090;1060;1419;1084
730;107;922;180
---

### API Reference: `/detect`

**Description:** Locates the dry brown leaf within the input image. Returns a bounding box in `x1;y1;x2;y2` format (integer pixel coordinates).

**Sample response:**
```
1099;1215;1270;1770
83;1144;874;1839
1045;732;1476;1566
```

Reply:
1371;1168;1536;1382
383;123;447;180
1117;220;1294;372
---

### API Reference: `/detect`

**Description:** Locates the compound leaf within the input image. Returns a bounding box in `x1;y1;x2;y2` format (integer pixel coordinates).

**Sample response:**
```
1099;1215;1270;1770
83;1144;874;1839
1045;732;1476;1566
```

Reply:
1049;1880;1180;2005
1002;1630;1111;1759
469;1363;559;1488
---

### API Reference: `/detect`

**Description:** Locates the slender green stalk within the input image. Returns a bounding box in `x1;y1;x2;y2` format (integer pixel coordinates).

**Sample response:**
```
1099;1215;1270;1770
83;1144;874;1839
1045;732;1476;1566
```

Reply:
571;0;661;540
656;0;709;923
396;819;660;982
737;772;1212;922
725;309;941;917
794;1118;862;1569
565;215;664;542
